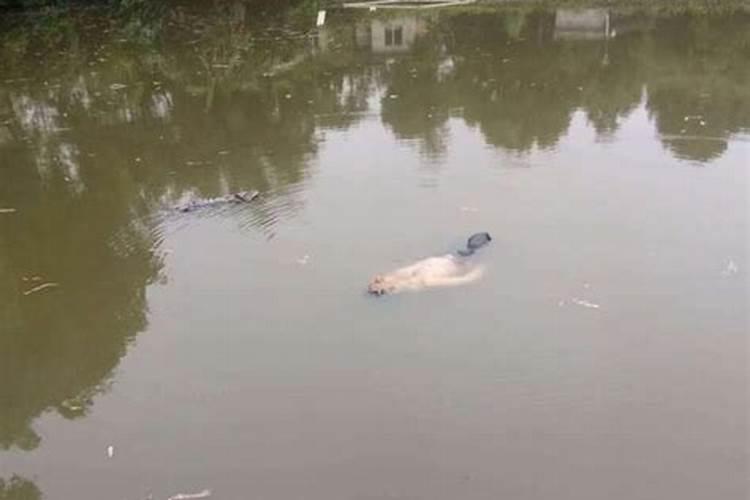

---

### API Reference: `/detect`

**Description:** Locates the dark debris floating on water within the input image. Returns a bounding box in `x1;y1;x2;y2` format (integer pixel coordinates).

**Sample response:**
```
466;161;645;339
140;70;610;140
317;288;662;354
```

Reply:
175;190;260;213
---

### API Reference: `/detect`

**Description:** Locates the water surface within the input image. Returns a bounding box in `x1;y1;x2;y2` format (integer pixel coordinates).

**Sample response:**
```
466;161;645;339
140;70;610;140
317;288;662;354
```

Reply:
1;3;748;500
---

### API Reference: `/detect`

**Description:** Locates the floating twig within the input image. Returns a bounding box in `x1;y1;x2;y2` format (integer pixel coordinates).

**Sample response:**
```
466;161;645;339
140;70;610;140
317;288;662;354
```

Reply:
570;297;600;309
167;490;211;500
23;282;60;296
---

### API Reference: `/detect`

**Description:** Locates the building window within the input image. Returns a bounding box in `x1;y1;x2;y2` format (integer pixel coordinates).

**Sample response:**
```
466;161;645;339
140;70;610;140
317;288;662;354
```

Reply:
385;26;404;47
394;27;403;45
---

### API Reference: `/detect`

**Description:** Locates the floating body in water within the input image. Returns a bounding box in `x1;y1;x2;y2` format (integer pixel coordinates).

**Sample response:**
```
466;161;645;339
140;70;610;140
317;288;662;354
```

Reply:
368;232;491;296
175;190;259;213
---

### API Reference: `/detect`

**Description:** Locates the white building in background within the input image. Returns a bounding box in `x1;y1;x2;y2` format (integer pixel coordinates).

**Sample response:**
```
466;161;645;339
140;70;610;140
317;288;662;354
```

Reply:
355;15;428;54
554;9;652;41
554;9;612;40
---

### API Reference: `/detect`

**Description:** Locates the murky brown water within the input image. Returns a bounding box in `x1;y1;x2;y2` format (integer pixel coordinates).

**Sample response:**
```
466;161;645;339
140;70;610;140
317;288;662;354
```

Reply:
1;3;748;499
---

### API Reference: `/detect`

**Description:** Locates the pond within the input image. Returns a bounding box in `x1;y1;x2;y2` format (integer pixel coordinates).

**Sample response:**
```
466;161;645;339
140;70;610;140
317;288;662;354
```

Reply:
0;2;748;499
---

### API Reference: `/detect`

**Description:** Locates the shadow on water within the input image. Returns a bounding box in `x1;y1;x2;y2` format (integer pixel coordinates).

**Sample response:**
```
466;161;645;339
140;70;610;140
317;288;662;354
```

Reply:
0;0;747;496
0;476;40;500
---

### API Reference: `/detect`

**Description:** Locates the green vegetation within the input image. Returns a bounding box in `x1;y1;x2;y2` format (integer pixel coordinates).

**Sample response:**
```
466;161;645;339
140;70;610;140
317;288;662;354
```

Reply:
0;477;40;500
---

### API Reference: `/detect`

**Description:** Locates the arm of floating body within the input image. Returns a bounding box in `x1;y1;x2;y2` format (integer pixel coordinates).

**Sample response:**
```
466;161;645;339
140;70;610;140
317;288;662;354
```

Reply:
426;265;485;288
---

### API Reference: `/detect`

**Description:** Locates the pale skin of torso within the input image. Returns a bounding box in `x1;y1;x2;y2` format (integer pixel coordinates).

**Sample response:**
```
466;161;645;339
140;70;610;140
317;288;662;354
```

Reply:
368;254;484;295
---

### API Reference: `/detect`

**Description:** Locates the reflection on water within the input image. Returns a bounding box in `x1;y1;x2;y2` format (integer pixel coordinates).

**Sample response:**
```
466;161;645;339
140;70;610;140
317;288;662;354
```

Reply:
0;476;40;500
0;3;747;499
